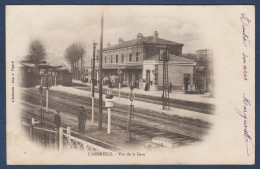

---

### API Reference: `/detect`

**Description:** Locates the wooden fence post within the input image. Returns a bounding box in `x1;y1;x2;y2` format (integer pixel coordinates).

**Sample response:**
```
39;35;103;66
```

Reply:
55;130;58;150
67;127;71;148
31;118;35;141
59;128;63;152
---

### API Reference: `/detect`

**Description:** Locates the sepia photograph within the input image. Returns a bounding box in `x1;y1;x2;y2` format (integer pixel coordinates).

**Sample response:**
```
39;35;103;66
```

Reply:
6;5;255;165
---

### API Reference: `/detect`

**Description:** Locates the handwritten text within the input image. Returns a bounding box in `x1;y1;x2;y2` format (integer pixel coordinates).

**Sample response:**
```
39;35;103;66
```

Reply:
240;12;251;47
235;94;254;156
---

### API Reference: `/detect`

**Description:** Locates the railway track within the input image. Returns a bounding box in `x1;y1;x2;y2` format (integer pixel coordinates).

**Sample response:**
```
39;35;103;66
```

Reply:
20;87;211;146
72;83;215;115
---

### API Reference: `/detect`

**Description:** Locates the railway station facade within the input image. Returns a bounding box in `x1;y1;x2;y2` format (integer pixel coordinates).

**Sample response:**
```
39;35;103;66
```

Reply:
92;31;196;91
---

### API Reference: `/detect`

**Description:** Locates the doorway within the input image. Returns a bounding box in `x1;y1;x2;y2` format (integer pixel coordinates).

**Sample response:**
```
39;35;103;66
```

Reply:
184;74;190;91
145;70;150;91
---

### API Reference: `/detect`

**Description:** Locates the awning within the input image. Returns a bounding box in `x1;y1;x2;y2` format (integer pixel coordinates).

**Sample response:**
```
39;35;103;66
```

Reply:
102;63;142;70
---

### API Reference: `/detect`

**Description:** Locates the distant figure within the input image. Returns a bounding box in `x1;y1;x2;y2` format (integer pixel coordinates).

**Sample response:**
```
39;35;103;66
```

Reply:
169;82;172;93
93;78;97;86
129;85;135;105
78;106;87;133
81;75;84;84
162;94;165;103
108;78;112;88
144;83;149;91
130;85;134;91
135;79;139;89
54;110;61;129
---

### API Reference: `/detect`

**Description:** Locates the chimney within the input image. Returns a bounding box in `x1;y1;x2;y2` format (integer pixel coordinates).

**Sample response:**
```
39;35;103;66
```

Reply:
118;38;124;44
107;42;110;47
137;33;144;41
153;31;159;42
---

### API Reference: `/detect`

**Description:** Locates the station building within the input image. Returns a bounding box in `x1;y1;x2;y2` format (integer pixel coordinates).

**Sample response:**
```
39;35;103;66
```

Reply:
94;31;196;91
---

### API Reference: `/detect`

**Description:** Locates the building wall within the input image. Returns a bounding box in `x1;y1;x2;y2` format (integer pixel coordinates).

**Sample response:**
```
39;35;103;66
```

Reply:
142;62;194;91
103;45;144;65
157;64;194;90
145;44;183;60
102;44;183;65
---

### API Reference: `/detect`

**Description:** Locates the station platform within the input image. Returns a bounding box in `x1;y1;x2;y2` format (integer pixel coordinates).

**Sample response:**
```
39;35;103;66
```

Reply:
51;84;215;123
72;80;215;105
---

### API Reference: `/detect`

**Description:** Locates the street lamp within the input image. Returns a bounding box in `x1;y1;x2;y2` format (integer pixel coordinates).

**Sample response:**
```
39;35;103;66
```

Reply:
91;42;98;124
39;85;43;125
117;68;122;101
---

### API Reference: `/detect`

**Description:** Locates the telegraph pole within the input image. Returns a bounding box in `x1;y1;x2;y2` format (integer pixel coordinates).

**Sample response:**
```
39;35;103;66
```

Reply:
161;46;170;110
98;11;104;130
92;41;97;124
46;75;49;113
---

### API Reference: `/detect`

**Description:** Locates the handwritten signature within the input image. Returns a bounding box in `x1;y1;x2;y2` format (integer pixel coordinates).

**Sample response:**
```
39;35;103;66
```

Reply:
235;94;254;156
242;53;248;81
241;12;251;47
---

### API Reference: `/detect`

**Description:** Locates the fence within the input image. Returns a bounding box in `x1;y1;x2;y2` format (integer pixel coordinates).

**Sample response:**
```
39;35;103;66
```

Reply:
22;120;58;149
61;128;111;153
22;118;112;153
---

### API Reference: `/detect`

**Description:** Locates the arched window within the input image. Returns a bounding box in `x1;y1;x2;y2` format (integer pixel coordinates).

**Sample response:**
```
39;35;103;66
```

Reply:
136;52;139;62
121;54;124;63
129;53;132;62
116;55;118;63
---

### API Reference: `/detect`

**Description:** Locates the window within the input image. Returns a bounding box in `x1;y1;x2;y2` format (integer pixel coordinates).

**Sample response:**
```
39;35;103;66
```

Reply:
116;55;118;63
129;53;132;62
111;55;113;63
121;54;124;63
104;56;106;63
136;52;139;62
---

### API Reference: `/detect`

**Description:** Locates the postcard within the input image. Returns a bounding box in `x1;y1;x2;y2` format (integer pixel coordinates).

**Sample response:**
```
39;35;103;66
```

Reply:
6;5;255;164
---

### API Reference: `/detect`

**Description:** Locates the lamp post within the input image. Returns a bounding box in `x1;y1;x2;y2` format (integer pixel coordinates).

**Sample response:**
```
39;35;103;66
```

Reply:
92;41;97;124
98;11;104;130
39;85;43;125
117;68;122;101
46;74;49;113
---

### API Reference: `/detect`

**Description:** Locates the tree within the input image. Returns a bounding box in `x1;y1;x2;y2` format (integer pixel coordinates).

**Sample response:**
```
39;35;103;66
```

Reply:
64;42;86;80
182;53;196;61
27;39;46;63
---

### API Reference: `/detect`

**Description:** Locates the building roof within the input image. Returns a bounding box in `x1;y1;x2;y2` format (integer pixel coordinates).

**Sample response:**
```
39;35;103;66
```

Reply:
145;54;196;63
56;67;70;72
103;36;183;51
103;63;142;70
196;49;211;52
21;63;36;68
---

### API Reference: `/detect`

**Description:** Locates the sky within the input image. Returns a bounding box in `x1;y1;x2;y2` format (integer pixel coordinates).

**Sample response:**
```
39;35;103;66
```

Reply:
6;5;214;65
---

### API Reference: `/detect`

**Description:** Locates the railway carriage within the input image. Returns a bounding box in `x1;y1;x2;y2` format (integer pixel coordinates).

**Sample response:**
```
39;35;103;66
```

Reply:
18;62;38;87
56;67;72;86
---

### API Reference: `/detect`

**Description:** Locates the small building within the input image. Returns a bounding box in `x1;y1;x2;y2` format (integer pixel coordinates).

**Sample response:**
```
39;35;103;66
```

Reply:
143;54;196;91
91;31;196;91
